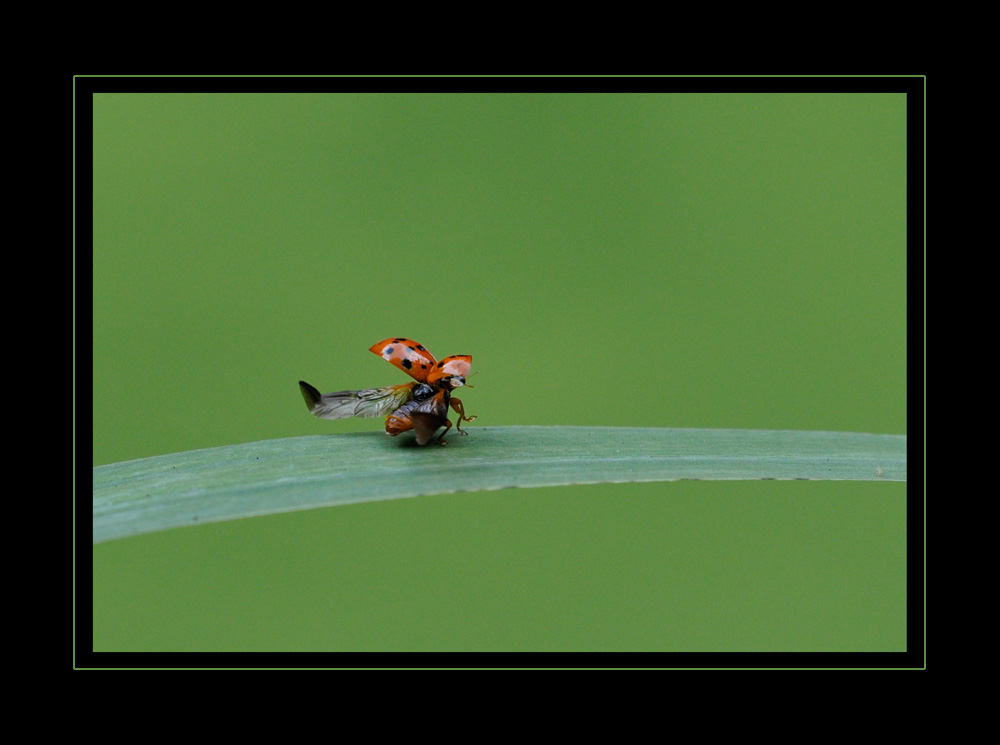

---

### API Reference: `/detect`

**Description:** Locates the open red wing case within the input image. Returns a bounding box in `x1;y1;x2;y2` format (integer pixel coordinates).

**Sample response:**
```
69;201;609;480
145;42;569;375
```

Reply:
426;355;472;384
369;338;437;382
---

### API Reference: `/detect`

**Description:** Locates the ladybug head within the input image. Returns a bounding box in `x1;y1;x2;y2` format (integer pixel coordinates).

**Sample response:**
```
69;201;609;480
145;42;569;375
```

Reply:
439;375;468;391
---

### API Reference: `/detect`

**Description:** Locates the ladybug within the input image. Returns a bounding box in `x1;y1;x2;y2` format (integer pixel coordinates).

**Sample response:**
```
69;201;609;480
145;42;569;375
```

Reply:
299;338;476;445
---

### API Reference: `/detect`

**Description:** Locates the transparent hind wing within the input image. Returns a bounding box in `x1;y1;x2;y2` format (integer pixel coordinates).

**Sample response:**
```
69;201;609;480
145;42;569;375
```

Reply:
299;381;415;420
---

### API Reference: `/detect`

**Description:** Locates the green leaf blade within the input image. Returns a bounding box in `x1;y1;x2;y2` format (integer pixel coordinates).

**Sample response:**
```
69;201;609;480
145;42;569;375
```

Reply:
92;427;906;543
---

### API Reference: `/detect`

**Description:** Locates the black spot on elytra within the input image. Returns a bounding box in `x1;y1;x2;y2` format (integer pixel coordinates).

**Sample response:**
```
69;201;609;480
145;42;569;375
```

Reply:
393;338;406;342
416;345;425;351
437;361;444;367
407;345;416;351
402;359;413;369
421;363;428;369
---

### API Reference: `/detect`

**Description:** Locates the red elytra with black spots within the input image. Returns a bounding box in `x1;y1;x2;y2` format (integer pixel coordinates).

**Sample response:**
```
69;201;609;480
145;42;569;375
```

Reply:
369;337;472;385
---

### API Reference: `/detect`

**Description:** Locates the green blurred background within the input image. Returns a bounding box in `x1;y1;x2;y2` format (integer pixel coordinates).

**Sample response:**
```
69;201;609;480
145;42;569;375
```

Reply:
91;91;907;652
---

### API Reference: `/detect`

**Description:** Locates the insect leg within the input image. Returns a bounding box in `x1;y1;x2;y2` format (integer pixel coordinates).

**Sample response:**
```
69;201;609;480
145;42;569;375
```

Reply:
449;397;477;435
437;418;453;445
